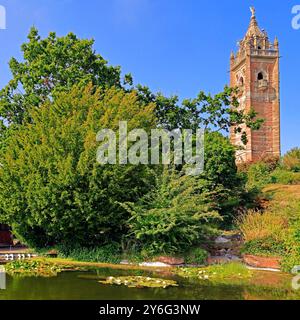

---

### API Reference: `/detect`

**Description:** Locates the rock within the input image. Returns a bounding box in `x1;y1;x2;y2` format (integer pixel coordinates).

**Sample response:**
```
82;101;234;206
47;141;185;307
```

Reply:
207;256;232;265
207;254;241;265
214;236;233;249
243;254;281;270
45;249;58;257
224;254;242;262
139;262;170;267
222;231;243;241
157;256;185;265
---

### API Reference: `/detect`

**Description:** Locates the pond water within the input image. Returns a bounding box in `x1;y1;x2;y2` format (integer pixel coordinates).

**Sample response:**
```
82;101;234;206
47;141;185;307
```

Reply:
0;268;299;300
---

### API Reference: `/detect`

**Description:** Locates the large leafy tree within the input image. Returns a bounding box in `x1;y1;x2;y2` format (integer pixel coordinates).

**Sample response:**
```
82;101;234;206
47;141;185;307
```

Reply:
0;85;157;248
0;27;122;125
136;85;263;143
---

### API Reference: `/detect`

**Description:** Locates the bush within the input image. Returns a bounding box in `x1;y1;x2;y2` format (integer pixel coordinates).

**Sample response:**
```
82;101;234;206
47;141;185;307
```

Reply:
122;168;221;256
0;85;157;248
281;220;300;272
184;247;209;265
271;169;300;185
241;237;286;257
246;162;273;190
258;155;280;171
282;148;300;172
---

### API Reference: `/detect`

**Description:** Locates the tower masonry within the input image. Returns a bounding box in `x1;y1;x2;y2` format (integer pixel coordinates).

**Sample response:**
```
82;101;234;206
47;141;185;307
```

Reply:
230;7;281;163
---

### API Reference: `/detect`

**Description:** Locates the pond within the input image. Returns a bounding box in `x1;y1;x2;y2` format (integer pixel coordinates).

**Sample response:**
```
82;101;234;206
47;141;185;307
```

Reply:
0;267;299;300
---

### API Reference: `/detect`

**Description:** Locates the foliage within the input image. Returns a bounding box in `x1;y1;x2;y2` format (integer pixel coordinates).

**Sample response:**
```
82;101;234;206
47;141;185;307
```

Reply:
238;185;300;271
57;243;122;264
122;168;221;256
246;162;273;190
241;237;286;257
184;247;209;265
0;27;121;125
236;210;287;243
258;155;280;171
281;219;300;272
282;148;300;172
271;169;300;185
202;131;249;225
176;263;252;283
138;85;263;139
0;85;157;248
5;259;62;277
99;276;178;289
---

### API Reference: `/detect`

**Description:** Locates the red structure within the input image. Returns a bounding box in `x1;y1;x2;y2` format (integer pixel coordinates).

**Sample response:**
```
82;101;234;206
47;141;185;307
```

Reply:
230;8;281;163
0;224;13;246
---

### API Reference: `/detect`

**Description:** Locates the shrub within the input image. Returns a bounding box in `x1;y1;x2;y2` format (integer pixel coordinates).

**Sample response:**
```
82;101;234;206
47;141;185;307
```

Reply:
258;155;280;171
246;162;273;190
281;220;300;272
184;247;209;265
0;85;157;248
282;148;300;172
236;210;288;243
241;237;286;257
271;169;300;185
122;168;221;256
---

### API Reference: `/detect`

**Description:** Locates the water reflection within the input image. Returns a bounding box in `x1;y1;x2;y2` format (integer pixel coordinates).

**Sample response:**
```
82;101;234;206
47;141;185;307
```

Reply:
0;268;299;300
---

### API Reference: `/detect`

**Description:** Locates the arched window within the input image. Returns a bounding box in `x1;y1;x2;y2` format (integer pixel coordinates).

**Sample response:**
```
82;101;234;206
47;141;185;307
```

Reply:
257;46;262;50
239;77;244;86
257;72;264;80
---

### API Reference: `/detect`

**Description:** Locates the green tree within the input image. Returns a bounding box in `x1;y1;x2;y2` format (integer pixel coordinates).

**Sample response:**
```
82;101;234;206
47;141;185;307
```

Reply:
0;27;121;125
137;85;263;143
0;85;157;248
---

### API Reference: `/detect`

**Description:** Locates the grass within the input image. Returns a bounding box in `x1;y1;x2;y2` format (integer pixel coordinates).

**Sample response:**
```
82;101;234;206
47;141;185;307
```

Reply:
31;257;174;272
238;184;300;271
236;210;288;242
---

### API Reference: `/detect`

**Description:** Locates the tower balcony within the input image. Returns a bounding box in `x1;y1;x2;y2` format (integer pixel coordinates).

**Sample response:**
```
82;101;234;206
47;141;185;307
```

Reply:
250;48;278;57
257;79;268;89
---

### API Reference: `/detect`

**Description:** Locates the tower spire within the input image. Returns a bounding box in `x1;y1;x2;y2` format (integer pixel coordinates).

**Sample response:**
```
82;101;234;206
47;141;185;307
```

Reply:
245;7;263;39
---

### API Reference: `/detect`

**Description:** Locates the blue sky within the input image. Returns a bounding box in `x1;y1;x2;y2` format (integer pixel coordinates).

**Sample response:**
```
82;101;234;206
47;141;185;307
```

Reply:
0;0;299;154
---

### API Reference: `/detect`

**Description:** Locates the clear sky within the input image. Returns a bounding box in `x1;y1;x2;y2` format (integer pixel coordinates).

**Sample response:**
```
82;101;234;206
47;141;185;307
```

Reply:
0;0;299;154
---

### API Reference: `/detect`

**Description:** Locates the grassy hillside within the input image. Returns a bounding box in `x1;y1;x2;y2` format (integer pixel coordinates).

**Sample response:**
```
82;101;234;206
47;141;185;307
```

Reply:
238;184;300;272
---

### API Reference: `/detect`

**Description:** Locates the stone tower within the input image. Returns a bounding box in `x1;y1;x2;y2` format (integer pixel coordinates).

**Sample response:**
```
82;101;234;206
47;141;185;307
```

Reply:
230;8;280;163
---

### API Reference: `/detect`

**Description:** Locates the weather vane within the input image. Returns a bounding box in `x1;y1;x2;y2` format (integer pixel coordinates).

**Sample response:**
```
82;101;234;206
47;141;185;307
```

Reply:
250;6;256;17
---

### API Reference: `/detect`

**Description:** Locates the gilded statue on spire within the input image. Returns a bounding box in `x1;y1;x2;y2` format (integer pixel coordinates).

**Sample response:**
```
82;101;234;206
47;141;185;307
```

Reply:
250;6;255;17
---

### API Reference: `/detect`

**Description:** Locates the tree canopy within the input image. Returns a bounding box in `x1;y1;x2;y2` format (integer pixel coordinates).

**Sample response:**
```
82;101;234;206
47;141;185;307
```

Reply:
0;28;262;252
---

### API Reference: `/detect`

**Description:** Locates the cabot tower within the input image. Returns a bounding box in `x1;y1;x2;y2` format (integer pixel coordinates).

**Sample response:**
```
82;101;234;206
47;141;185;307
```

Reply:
230;7;280;162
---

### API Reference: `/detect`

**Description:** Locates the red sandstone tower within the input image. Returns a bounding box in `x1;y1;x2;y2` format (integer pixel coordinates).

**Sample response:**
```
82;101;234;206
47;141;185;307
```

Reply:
230;7;281;163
